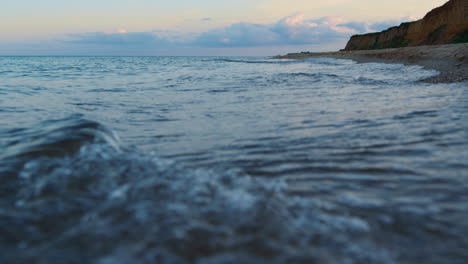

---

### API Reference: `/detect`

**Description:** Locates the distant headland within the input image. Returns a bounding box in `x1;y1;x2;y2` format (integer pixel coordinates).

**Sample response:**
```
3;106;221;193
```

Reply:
275;0;468;83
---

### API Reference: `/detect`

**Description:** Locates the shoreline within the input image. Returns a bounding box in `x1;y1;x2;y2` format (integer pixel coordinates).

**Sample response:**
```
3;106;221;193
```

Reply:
274;43;468;83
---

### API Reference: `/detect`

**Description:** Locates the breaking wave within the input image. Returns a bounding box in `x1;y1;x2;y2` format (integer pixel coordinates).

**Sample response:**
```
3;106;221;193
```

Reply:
0;116;393;264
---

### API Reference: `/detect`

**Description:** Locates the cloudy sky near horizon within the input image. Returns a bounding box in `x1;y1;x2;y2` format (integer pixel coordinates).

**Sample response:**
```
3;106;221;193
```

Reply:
0;0;447;56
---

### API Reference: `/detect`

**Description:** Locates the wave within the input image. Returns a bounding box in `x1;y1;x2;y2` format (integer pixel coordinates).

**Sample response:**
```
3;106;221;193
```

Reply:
220;58;299;64
0;116;393;264
277;72;340;79
2;116;467;264
221;57;355;67
0;115;120;161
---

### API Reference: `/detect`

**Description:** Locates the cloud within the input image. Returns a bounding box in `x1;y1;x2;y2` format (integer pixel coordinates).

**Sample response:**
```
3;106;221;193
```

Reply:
339;16;414;34
59;14;410;52
271;15;355;43
65;31;168;46
192;13;356;47
191;23;277;47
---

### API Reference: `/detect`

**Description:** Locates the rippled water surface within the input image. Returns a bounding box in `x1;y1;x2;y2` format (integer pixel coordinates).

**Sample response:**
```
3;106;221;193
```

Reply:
1;56;467;264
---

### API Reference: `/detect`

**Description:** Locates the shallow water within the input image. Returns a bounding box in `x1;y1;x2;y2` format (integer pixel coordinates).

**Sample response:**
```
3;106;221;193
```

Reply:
0;56;467;263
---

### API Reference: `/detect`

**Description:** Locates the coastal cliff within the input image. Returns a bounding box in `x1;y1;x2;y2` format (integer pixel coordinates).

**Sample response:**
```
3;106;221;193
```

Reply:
345;0;468;50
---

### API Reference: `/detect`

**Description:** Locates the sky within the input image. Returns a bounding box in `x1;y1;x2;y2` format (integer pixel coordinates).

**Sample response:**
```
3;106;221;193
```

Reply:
0;0;448;56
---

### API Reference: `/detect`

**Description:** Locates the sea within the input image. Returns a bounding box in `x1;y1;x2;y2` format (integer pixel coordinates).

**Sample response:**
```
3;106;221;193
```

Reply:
0;56;467;264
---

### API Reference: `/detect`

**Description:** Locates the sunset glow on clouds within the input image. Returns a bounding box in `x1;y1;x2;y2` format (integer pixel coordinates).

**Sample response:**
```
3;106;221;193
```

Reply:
0;0;448;55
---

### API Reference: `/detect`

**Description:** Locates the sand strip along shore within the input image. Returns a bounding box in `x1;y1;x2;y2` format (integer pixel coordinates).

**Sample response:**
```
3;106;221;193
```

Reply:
274;43;468;83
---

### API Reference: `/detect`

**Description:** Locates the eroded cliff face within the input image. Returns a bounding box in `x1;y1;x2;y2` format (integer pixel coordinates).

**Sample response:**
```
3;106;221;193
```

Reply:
345;0;468;50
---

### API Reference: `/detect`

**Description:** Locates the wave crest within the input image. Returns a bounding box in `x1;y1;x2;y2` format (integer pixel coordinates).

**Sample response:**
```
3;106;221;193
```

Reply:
0;124;392;264
1;115;121;161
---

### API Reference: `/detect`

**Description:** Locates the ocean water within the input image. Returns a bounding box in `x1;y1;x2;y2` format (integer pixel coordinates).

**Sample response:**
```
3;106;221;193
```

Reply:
0;56;467;264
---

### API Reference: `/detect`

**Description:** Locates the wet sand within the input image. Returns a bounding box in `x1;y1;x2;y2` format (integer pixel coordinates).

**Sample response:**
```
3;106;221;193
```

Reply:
275;43;468;83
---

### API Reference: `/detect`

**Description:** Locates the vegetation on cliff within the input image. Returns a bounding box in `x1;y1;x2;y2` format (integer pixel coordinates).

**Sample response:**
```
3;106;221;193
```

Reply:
451;29;468;43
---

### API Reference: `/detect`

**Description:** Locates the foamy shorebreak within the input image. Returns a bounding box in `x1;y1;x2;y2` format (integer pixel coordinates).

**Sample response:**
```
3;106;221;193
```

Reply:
275;43;468;83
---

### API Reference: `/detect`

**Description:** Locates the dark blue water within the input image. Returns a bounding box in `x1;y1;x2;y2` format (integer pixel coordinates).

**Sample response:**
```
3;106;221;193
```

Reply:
1;56;467;264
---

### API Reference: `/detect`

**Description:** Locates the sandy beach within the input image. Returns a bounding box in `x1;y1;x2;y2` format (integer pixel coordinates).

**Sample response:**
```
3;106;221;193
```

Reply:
275;43;468;83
